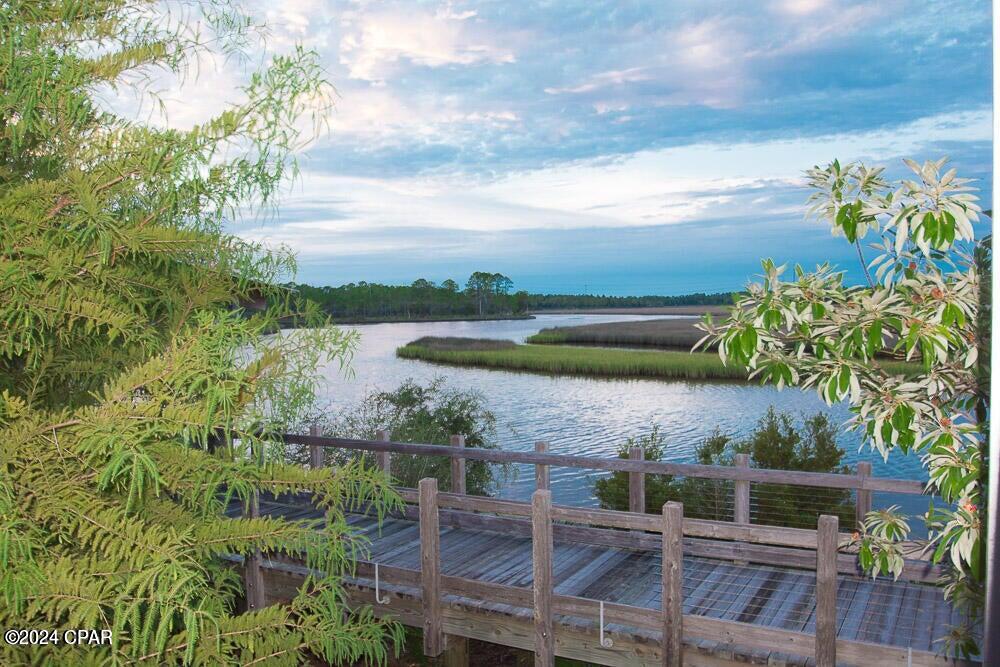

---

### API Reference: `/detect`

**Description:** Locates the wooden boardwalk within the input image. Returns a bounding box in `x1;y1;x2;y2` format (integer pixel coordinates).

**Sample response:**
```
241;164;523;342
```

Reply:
230;493;965;666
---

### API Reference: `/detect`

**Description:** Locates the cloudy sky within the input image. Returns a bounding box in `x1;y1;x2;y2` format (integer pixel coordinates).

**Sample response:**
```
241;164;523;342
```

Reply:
138;0;993;295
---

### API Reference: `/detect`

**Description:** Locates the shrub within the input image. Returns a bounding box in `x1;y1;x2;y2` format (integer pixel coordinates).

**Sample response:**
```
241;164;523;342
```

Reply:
593;408;853;528
319;379;512;496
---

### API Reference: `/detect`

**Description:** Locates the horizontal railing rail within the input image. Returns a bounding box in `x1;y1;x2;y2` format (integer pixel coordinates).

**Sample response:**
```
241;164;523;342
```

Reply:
283;433;926;494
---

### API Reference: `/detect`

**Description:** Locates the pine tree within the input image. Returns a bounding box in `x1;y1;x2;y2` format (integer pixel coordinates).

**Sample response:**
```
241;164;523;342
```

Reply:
1;1;402;664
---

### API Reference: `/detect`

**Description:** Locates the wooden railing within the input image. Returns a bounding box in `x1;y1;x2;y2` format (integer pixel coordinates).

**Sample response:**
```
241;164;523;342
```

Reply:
242;432;954;667
285;432;926;526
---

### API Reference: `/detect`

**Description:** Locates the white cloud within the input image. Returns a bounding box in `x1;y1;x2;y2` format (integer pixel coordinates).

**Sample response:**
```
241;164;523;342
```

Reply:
544;68;650;95
338;7;514;83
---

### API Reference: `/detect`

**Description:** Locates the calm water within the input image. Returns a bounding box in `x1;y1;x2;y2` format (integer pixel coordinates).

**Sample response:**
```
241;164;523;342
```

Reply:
315;314;929;518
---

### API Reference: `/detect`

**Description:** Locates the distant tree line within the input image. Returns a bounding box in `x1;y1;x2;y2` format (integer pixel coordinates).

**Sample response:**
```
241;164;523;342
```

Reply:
284;274;736;322
526;292;734;310
288;271;529;320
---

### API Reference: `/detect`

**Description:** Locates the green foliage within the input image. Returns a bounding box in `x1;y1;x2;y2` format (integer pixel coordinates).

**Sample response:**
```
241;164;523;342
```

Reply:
319;379;512;496
0;1;403;664
593;409;853;529
699;157;986;655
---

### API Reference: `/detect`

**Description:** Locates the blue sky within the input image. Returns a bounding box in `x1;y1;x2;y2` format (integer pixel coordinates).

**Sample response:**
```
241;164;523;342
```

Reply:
130;0;993;295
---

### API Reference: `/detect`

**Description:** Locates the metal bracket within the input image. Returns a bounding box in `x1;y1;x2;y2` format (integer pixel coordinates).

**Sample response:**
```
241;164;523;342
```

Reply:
599;600;613;648
374;562;389;605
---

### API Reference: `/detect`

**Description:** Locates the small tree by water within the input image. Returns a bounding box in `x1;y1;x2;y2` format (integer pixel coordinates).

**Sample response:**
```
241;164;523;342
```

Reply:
323;378;513;496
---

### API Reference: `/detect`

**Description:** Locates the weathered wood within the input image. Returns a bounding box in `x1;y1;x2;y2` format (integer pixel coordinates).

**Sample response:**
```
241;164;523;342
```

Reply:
451;434;466;495
662;502;683;667
535;441;549;490
355;560;421;588
376;429;392;477
420;478;444;657
855;462;872;530
733;454;749;525
442;635;469;667
549;503;822;549
243;492;266;609
815;515;838;667
286;434;926;494
532;489;554;666
308;424;323;469
629;446;645;514
442;574;533;607
439;491;533;517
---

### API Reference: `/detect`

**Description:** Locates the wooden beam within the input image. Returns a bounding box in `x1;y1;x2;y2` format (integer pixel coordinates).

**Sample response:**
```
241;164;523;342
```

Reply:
419;478;443;657
376;429;392;477
435;492;533;517
662;502;683;667
855;461;872;530
535;441;549;491
733;454;749;525
549;503;821;549
629;446;645;514
532;489;554;666
287;434;926;493
443;636;469;667
815;515;838;667
451;434;466;495
243;492;266;610
308;424;323;469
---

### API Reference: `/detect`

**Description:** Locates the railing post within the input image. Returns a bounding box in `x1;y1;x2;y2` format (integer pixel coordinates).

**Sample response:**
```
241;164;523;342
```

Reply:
532;489;554;666
308;424;323;469
535;441;549;491
816;515;838;667
855;461;872;529
661;502;683;667
734;453;750;524
419;478;443;657
451;434;466;495
375;429;392;477
629;446;645;513
243;492;266;610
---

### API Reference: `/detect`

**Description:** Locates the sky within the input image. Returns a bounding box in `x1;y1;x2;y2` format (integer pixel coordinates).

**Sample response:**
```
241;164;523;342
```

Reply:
121;0;993;296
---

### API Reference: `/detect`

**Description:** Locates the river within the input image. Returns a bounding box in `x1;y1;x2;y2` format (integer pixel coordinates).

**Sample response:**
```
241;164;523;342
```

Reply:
316;313;929;520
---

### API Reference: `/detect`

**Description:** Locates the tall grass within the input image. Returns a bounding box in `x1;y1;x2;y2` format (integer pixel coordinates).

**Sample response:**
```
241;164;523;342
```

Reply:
398;337;922;381
527;318;708;349
397;337;750;381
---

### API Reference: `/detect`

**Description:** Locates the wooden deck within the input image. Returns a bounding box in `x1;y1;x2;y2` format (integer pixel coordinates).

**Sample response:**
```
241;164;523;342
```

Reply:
230;493;966;666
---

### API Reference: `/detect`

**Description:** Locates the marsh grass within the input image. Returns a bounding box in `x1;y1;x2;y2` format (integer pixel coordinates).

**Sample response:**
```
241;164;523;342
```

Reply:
397;336;750;380
527;318;708;349
399;336;921;382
